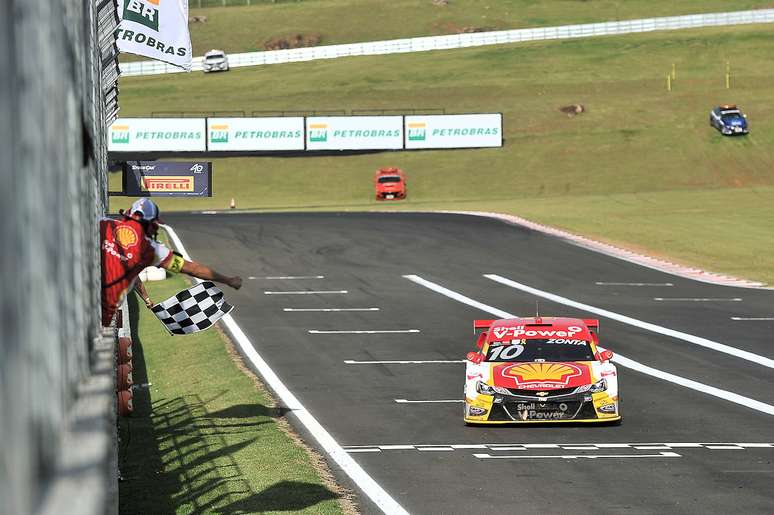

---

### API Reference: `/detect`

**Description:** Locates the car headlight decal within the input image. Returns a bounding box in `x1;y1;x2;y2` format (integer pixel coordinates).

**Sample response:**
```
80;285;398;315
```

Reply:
476;381;509;396
577;378;607;393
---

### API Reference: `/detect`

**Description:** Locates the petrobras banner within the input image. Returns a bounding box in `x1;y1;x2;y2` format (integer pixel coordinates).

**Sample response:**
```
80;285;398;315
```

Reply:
115;0;192;71
208;118;305;151
306;116;403;151
124;161;211;197
109;118;206;151
404;114;503;149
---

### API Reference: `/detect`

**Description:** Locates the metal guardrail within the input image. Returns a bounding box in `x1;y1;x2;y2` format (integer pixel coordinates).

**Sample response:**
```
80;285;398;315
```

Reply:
120;9;774;77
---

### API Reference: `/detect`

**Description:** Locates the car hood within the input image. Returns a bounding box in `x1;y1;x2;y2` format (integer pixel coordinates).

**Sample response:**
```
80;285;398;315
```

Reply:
489;361;594;390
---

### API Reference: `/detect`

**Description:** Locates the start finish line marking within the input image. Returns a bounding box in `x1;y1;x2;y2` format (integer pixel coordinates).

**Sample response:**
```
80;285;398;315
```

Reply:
250;275;325;280
394;399;463;404
342;443;774;453
345;359;464;364
654;297;743;302
473;452;682;460
596;282;674;286
264;290;347;295
309;329;420;334
285;308;380;312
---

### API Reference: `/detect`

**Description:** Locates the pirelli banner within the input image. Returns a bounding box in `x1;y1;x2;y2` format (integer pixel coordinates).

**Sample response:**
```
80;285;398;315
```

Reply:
405;114;502;149
109;118;206;152
306;116;403;151
208;118;304;151
124;161;211;197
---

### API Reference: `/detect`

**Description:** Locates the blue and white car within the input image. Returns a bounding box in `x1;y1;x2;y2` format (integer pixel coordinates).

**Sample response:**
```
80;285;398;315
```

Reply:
709;104;748;135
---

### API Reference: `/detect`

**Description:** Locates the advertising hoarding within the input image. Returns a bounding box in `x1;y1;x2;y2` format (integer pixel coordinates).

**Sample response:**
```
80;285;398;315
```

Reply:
124;161;212;197
207;117;305;151
306;116;403;150
404;113;502;149
109;118;206;152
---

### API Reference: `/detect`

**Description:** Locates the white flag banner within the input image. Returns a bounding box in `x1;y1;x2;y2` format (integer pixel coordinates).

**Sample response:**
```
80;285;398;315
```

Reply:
115;0;192;71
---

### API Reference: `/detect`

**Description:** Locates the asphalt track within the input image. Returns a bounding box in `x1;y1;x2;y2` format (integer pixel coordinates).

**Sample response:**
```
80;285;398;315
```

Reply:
165;211;774;515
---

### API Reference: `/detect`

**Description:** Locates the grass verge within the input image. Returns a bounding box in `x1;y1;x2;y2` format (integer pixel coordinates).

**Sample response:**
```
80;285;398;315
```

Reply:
121;0;774;58
118;269;353;514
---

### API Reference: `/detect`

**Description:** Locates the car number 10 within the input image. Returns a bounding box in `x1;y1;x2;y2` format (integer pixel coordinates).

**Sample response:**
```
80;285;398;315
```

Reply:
488;345;525;360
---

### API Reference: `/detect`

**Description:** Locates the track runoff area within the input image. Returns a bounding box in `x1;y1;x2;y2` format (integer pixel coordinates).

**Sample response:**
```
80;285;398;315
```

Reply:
165;212;774;515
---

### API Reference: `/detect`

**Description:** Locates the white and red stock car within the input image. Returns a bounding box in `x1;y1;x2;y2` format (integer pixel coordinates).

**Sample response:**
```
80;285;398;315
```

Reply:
464;317;621;425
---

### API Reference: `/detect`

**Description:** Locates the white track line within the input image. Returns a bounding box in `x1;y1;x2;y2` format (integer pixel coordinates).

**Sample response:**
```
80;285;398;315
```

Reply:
345;360;464;364
731;317;774;321
257;275;325;280
285;308;380;312
596;282;674;286
264;290;347;295
343;442;774;451
401;275;512;319
403;274;774;416
654;297;743;302
484;274;774;370
395;399;463;404
309;329;420;334
163;225;408;515
473;452;682;460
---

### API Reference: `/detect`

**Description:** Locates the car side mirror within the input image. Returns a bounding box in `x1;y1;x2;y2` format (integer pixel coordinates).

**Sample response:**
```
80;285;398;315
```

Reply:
598;350;614;362
467;352;483;364
475;332;487;349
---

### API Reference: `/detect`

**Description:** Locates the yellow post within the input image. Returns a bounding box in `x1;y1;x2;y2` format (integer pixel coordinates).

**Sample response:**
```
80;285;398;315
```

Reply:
671;63;676;80
667;74;672;91
726;72;730;89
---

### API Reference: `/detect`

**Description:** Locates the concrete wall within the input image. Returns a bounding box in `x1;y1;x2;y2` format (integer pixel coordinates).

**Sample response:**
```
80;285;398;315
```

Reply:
0;0;118;513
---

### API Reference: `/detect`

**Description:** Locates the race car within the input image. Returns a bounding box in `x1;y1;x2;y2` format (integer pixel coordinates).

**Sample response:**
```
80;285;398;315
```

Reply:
374;167;407;200
709;104;748;135
464;317;620;424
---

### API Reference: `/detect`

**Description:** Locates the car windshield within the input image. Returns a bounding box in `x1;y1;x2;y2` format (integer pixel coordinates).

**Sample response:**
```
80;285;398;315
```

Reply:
721;113;743;122
485;339;595;362
378;176;402;183
205;53;225;61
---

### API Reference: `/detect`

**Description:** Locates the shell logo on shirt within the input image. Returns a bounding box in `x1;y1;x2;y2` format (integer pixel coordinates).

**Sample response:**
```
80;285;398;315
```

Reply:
115;226;139;249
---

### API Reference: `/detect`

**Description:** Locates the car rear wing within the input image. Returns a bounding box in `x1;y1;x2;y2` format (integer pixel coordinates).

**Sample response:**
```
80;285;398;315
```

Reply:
473;320;495;334
583;319;600;334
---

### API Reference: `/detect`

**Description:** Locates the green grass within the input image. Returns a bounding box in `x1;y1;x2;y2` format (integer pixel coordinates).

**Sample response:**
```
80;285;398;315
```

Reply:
118;271;349;514
112;24;774;283
136;0;774;58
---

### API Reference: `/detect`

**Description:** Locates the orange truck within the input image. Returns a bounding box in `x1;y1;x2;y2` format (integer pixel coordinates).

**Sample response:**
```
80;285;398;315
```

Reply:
374;167;407;200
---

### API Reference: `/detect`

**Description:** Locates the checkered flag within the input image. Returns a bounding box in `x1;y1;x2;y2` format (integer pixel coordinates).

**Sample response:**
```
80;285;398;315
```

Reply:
151;281;233;335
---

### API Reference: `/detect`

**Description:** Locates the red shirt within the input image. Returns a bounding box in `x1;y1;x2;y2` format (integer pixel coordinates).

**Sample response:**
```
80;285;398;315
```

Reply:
100;218;173;326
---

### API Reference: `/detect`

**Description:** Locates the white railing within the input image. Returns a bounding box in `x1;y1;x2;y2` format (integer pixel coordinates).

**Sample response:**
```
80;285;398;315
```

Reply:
120;9;774;76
